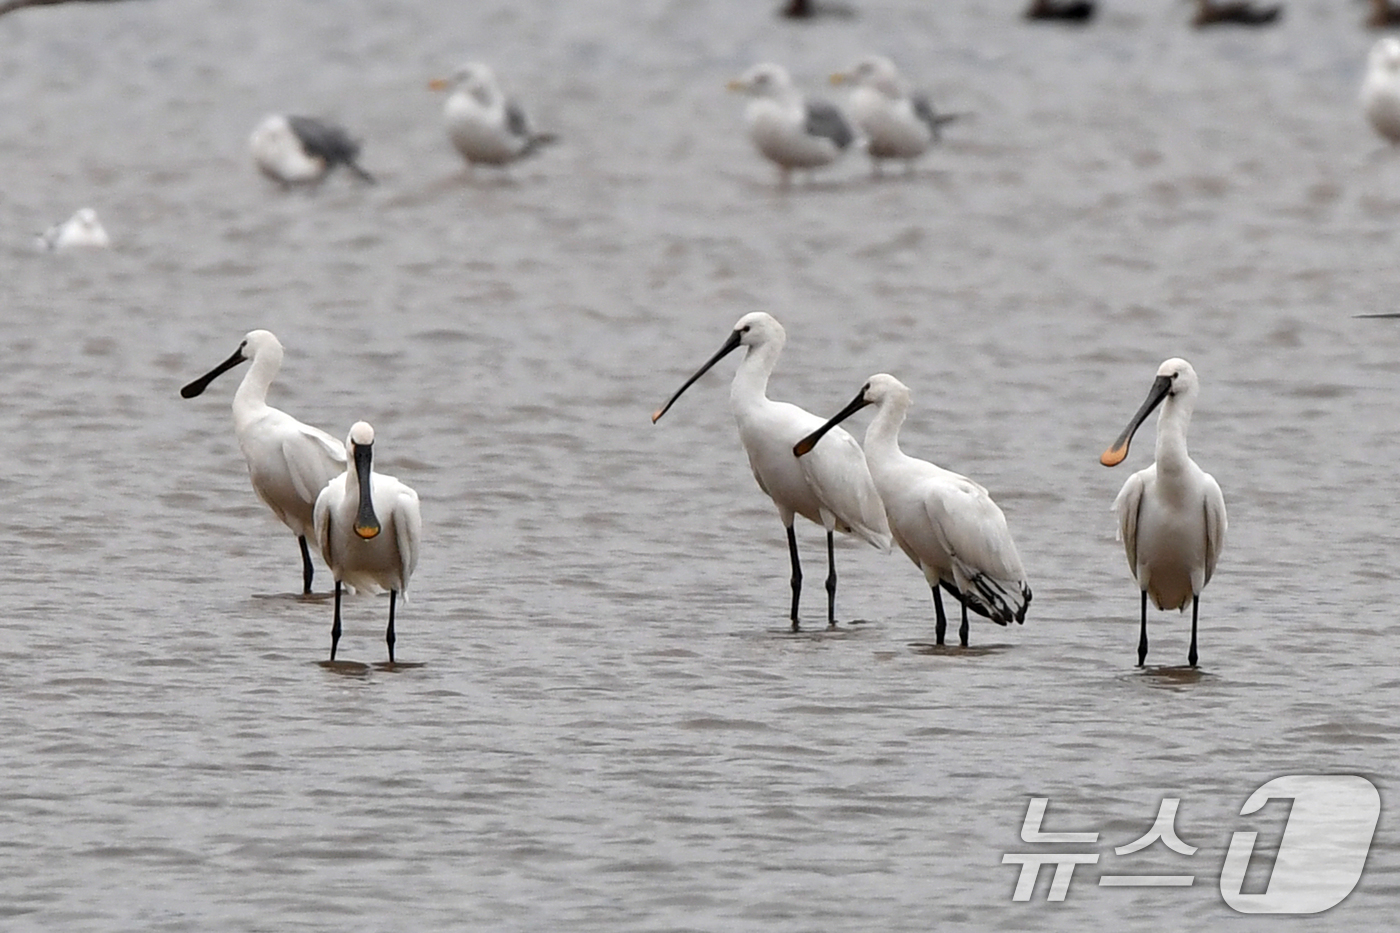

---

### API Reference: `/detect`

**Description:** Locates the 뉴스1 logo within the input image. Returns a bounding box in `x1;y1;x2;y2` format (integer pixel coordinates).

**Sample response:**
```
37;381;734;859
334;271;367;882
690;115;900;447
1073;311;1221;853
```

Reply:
1002;774;1380;914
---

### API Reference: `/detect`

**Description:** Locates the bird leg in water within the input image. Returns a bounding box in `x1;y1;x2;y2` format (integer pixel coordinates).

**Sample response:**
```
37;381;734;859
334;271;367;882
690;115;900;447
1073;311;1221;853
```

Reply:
331;580;344;661
825;530;837;628
1189;596;1199;668
299;535;314;595
787;525;803;631
932;586;948;645
387;590;398;663
1137;590;1149;668
959;600;970;648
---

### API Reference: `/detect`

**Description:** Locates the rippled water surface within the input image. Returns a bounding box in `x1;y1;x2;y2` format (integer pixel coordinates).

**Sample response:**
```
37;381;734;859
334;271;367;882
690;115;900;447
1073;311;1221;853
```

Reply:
3;0;1399;929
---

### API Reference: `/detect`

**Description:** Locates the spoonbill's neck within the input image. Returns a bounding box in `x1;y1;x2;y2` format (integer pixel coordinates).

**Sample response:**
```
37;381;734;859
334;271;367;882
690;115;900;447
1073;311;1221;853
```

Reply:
233;347;282;421
729;340;782;415
1154;395;1195;474
862;393;910;464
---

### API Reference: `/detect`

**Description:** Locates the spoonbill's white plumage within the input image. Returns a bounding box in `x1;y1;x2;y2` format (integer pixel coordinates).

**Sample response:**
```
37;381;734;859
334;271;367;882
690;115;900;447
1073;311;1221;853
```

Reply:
249;114;375;187
795;374;1031;646
36;208;110;251
652;312;890;630
1101;358;1226;668
314;422;422;663
1362;38;1400;144
181;330;346;594
727;63;856;186
831;56;961;174
429;63;557;169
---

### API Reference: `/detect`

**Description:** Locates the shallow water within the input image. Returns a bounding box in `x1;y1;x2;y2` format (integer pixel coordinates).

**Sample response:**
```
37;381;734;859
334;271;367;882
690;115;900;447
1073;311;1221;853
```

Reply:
2;0;1398;929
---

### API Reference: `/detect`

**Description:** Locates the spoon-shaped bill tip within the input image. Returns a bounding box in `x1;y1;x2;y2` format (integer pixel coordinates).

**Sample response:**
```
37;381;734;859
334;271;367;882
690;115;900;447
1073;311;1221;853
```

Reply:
651;408;666;424
428;78;449;91
1100;444;1129;467
793;436;818;457
354;522;381;539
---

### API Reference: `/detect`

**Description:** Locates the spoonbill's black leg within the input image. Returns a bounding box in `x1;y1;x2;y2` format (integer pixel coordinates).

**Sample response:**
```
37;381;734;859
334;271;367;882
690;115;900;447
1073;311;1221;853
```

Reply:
386;590;398;663
932;586;948;646
331;580;343;661
787;525;802;632
1188;595;1199;668
959;599;970;647
825;530;837;628
1137;590;1149;668
299;535;314;595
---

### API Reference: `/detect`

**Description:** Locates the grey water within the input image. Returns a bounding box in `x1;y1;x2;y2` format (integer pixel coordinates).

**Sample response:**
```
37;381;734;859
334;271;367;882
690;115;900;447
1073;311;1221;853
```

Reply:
2;0;1398;929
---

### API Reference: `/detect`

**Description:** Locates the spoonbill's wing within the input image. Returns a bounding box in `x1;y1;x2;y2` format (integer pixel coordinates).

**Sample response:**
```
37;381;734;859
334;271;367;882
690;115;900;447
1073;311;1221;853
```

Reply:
394;484;423;594
312;479;340;567
925;477;1029;624
283;426;348;506
1202;472;1227;587
799;425;892;551
1112;467;1148;582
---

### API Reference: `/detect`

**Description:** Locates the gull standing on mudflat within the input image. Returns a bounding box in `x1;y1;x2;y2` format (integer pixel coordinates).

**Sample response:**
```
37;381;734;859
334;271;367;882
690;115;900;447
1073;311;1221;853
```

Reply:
429;63;557;170
795;375;1031;647
831;56;961;174
249;114;375;187
652;312;890;631
1101;359;1226;668
35;208;109;251
181;330;346;594
314;422;421;663
728;63;856;186
1362;38;1400;144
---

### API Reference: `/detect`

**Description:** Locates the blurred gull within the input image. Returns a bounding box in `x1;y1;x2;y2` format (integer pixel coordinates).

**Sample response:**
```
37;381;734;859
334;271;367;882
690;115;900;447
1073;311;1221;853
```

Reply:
728;63;855;186
429;63;557;171
249;114;375;188
1191;0;1281;27
1362;37;1400;144
1023;0;1095;21
831;55;962;175
35;208;109;251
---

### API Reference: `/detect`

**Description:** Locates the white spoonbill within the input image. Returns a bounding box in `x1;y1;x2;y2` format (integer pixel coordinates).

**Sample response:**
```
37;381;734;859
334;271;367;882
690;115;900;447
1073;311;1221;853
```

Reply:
428;63;557;170
727;63;856;186
35;208;110;251
314;422;422;663
1100;358;1227;668
652;312;891;631
249;114;375;187
1362;38;1400;145
830;56;962;175
181;330;346;594
795;375;1031;646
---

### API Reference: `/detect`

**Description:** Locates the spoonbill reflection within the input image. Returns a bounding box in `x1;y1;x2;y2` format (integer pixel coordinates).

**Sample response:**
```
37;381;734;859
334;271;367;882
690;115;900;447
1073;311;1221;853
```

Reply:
314;422;422;663
181;330;346;594
795;374;1031;646
652;312;891;631
1101;358;1226;668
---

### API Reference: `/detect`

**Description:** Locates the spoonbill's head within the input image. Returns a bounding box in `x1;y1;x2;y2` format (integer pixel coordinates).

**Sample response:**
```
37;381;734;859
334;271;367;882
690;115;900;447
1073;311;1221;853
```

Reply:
728;63;795;99
430;62;499;105
1100;357;1198;467
831;56;903;97
180;329;282;399
794;373;907;457
1371;37;1400;76
651;312;786;423
348;421;381;540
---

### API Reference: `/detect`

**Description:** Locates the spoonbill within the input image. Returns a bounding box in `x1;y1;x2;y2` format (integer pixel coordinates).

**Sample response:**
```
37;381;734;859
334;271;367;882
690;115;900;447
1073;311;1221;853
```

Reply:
1100;358;1227;668
35;208;110;251
1362;38;1400;144
181;330;346;594
830;56;962;174
428;63;557;170
727;63;856;186
652;312;891;631
314;422;422;663
795;374;1031;646
249;114;375;187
